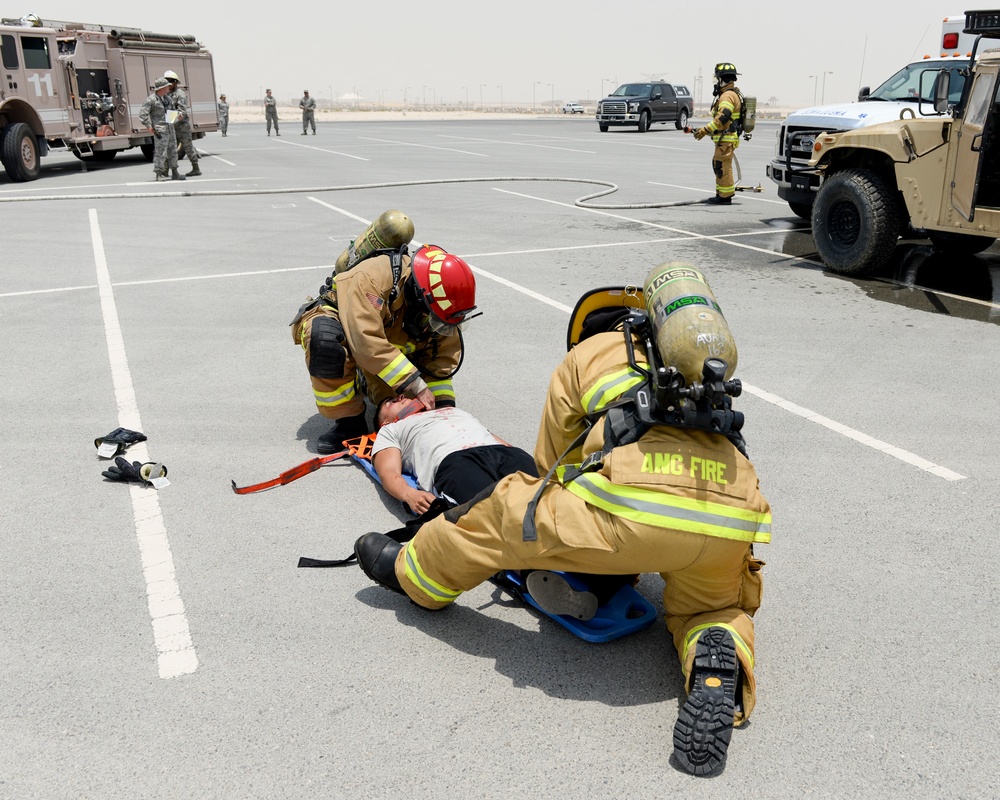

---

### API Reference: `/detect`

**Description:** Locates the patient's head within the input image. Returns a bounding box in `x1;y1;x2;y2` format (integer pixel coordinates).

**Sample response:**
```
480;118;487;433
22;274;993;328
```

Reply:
377;395;415;428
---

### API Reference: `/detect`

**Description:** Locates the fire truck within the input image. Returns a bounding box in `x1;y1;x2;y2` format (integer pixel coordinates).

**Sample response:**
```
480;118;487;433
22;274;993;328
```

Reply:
0;15;218;181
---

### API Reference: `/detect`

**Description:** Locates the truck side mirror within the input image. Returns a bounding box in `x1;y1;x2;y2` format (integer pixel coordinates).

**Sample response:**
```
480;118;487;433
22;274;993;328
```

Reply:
932;71;951;114
858;86;870;101
652;90;661;99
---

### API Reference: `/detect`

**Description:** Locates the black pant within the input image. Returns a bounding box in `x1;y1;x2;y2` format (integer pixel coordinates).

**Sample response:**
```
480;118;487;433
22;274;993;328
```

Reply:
434;445;537;504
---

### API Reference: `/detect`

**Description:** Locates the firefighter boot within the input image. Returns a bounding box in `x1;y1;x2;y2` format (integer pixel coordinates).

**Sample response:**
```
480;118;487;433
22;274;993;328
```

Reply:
706;195;732;205
170;168;186;181
672;626;739;776
316;412;368;454
354;532;404;595
525;571;598;620
186;163;202;177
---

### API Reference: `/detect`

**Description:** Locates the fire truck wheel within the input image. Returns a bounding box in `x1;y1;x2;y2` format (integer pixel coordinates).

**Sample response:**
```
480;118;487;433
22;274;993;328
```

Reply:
1;123;40;182
811;168;901;275
139;144;155;162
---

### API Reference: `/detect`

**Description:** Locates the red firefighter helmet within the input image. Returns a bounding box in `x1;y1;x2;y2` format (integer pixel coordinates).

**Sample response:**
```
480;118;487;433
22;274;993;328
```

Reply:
409;244;479;335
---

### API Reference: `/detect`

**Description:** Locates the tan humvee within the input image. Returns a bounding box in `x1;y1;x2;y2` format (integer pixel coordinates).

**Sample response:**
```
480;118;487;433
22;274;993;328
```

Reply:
806;10;1000;275
0;16;218;182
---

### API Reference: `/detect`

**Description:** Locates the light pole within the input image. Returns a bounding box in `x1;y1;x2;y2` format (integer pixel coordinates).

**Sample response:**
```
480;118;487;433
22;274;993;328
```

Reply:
422;85;427;106
461;85;468;106
353;86;358;109
808;75;817;105
497;84;503;111
403;86;410;108
480;83;486;110
328;85;333;108
822;71;834;104
533;80;541;112
548;82;554;111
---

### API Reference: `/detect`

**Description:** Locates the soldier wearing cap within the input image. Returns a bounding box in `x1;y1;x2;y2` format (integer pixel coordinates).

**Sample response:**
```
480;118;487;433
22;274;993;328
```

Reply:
164;70;201;177
264;89;280;136
299;90;316;135
139;78;185;182
218;94;229;137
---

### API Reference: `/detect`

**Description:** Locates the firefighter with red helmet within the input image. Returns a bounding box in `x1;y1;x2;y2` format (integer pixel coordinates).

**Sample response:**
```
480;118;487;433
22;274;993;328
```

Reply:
691;63;743;204
291;241;479;454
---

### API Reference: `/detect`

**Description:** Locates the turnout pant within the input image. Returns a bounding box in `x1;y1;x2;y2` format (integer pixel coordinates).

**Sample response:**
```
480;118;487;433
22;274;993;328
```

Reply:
395;471;765;723
712;141;736;198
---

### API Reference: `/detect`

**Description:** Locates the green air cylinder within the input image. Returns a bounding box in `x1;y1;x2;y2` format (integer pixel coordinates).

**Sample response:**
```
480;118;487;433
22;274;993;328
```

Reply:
742;94;756;134
642;262;738;384
335;209;414;274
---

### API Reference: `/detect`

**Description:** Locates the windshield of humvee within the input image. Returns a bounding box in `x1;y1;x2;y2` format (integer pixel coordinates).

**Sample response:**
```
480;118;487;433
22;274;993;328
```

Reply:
868;61;966;104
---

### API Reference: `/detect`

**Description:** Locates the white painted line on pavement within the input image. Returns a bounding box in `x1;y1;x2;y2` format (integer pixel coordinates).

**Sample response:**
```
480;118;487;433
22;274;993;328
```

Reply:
90;208;199;679
274;137;370;161
358;136;488;157
649;180;788;205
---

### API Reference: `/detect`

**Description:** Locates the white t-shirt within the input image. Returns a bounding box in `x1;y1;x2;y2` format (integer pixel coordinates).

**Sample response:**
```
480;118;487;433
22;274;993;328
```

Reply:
371;407;501;491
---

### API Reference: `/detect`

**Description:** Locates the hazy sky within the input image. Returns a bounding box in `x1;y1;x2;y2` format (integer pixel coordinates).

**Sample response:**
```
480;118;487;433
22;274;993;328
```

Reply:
26;1;977;107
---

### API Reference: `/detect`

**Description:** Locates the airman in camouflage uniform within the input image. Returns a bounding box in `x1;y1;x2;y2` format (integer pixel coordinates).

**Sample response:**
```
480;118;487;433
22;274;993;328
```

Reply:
299;90;316;134
139;78;184;182
165;71;201;177
218;94;229;137
265;89;280;136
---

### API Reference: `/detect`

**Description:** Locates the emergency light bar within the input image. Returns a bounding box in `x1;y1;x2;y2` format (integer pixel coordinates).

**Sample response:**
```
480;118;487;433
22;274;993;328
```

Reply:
965;10;1000;36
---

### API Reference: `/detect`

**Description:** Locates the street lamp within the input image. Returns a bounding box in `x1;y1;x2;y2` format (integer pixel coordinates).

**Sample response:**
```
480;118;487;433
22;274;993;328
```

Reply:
461;85;468;106
808;75;818;105
822;71;834;104
497;84;503;111
422;85;427;106
403;86;410;108
548;82;554;110
480;83;486;109
533;80;541;112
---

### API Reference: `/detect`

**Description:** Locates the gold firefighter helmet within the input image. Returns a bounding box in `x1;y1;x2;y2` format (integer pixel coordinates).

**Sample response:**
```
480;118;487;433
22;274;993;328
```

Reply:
566;286;645;350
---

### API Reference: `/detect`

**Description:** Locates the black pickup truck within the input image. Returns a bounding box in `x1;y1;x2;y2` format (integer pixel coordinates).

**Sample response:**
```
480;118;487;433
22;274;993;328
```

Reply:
596;82;693;133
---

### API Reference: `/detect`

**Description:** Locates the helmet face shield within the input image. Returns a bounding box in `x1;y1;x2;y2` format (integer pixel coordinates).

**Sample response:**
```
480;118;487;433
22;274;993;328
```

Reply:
408;245;479;336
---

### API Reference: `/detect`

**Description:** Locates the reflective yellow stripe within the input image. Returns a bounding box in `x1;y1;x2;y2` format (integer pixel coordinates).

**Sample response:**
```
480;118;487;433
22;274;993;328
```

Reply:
403;541;462;604
557;469;771;543
581;368;646;414
394;341;417;355
378;353;414;387
314;381;356;407
426;379;455;400
683;623;754;669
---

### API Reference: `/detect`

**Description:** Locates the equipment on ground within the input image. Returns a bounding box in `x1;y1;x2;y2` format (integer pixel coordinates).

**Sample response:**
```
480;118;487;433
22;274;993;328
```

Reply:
0;17;218;181
101;457;167;485
94;427;147;458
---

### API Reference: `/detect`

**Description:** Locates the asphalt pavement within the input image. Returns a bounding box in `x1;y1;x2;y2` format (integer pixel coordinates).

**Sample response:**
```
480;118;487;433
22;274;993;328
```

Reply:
1;117;998;798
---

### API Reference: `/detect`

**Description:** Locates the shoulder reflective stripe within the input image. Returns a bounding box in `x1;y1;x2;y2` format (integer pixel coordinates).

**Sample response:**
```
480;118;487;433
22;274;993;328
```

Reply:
378;353;414;386
560;471;771;543
314;381;356;407
581;368;646;414
403;542;462;604
719;100;735;111
683;623;754;670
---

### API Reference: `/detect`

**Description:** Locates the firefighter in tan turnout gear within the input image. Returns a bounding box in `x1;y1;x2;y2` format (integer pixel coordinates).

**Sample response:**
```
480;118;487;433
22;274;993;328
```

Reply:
291;211;479;454
692;63;743;204
355;262;772;776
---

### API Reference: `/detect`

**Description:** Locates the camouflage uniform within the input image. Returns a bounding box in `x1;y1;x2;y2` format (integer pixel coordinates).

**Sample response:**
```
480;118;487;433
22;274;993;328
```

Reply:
169;86;199;167
139;89;178;177
218;97;229;136
264;92;279;135
299;92;316;134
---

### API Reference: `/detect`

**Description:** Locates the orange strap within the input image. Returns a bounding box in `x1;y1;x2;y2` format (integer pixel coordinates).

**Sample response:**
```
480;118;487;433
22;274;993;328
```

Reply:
231;434;376;494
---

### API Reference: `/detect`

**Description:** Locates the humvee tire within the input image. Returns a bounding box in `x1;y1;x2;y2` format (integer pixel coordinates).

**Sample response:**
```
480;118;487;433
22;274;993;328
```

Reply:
812;168;900;275
599;123;609;132
1;123;40;182
637;110;650;133
927;230;996;255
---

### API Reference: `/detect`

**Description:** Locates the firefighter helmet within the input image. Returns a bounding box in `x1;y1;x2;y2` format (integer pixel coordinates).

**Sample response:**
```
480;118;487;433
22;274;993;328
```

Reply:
163;70;180;83
714;63;739;83
408;245;478;336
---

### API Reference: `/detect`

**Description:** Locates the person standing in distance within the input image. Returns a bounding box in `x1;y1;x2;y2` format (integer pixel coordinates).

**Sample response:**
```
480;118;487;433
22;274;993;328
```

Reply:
691;63;743;205
139;78;184;182
218;94;229;137
264;89;280;136
300;90;317;135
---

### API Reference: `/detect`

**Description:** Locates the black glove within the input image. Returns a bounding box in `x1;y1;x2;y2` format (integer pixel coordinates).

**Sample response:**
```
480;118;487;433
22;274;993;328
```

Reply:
95;427;147;456
101;457;168;485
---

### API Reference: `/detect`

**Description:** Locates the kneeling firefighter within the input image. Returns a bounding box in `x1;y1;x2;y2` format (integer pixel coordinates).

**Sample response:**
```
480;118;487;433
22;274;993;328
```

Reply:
291;210;479;453
355;262;772;776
